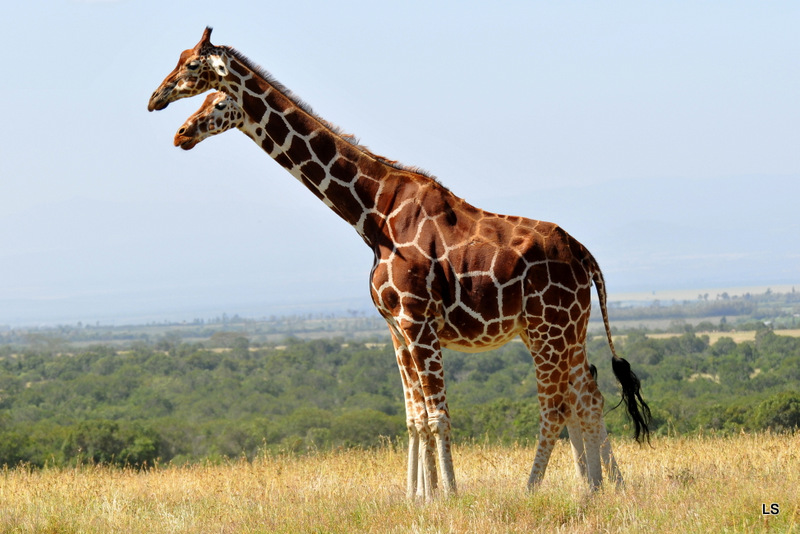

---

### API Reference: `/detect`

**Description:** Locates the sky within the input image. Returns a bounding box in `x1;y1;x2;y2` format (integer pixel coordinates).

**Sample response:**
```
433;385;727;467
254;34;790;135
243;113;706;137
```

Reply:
1;1;798;326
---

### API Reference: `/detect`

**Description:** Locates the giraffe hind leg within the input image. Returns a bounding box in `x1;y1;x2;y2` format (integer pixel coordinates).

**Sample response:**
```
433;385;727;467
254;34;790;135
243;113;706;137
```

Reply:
587;364;624;487
527;408;566;489
568;407;624;489
580;422;605;490
566;365;599;485
568;413;624;489
599;422;624;487
576;362;627;490
566;418;588;482
572;364;605;490
566;397;605;490
523;333;570;490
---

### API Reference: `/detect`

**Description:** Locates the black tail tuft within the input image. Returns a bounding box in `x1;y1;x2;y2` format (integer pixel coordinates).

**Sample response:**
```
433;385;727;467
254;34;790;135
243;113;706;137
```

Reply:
589;252;652;444
611;356;652;444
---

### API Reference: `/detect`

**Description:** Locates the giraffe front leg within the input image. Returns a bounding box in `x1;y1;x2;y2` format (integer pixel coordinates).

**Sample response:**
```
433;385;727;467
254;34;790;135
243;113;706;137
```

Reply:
426;423;440;493
428;411;454;496
405;418;439;499
406;418;420;498
415;421;439;499
398;319;456;497
388;328;428;499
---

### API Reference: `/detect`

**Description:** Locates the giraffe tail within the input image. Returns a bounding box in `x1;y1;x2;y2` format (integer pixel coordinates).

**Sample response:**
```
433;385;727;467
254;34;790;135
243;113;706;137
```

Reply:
591;259;652;444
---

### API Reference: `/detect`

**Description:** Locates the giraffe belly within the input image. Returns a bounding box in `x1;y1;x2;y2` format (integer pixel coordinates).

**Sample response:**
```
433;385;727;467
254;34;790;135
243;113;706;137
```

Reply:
439;326;521;354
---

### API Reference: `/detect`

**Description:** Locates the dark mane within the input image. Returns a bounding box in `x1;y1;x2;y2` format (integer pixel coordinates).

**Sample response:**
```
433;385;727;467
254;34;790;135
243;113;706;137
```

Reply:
220;45;441;184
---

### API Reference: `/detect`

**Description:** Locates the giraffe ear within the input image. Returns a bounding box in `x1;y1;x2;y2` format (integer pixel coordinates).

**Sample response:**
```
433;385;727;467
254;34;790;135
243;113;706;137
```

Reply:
208;55;229;77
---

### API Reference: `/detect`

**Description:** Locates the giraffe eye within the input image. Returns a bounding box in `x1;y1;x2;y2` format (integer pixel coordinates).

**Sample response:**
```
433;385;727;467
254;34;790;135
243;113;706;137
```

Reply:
187;61;200;71
214;102;227;111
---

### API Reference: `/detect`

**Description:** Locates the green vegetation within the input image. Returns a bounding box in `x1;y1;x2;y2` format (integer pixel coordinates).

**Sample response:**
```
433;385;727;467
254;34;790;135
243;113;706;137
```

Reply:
0;290;798;468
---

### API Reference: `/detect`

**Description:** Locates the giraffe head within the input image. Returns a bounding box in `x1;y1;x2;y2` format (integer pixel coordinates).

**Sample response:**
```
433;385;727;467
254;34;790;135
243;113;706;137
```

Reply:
148;27;231;112
173;91;244;150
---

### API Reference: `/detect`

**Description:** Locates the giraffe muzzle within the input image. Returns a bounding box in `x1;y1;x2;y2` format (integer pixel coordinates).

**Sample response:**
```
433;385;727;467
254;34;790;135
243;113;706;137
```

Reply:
148;93;168;112
174;137;198;150
173;128;198;150
148;85;175;112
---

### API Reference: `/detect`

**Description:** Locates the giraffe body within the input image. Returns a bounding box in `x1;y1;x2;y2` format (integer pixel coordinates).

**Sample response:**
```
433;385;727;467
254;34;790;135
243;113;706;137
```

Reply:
152;30;649;499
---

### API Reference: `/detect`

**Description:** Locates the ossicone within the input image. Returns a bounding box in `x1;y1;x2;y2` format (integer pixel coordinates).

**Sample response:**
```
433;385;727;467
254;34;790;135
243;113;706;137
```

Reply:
200;26;213;46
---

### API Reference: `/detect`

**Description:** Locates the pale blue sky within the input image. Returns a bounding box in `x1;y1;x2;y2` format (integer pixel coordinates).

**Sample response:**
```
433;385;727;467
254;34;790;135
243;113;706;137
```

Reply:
1;1;798;325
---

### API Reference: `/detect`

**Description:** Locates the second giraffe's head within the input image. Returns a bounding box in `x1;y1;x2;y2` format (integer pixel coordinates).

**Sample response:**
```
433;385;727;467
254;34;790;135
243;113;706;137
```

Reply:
148;27;230;112
174;92;244;150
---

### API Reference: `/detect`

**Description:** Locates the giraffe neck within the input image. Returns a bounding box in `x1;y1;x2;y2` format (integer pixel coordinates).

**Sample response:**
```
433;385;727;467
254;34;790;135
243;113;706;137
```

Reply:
215;48;441;249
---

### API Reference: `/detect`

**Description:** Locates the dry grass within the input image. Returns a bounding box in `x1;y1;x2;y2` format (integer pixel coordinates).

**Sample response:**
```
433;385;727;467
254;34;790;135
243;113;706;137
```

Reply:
611;329;800;345
1;434;798;533
648;330;800;343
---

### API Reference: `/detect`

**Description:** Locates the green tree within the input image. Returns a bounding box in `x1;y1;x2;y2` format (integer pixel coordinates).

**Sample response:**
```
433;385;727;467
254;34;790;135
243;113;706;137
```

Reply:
331;409;404;448
754;392;800;431
62;420;124;465
0;430;32;467
119;425;162;467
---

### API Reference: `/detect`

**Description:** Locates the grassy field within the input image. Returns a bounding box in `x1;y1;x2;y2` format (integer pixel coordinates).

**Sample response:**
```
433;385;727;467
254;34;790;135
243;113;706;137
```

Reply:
1;434;798;533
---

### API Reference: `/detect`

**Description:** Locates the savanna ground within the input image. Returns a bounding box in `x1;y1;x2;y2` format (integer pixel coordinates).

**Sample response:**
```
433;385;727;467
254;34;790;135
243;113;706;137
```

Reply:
1;433;797;533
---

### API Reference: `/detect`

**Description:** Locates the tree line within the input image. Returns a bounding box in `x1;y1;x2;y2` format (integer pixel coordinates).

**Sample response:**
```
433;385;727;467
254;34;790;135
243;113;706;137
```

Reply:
600;287;799;326
1;326;799;468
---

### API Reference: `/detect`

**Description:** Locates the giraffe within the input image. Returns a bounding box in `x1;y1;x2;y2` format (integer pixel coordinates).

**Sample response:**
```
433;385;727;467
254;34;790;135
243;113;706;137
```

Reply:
173;92;629;490
149;29;651;498
173;92;630;488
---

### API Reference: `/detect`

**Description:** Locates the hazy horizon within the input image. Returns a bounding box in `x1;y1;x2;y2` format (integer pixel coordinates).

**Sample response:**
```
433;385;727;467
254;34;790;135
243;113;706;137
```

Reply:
3;282;797;330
